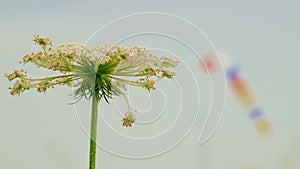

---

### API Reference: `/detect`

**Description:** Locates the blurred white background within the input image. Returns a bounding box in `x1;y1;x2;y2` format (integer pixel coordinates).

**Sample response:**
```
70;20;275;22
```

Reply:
1;0;299;169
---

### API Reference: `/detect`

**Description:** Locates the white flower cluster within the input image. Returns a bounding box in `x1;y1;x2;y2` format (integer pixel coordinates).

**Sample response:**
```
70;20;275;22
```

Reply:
6;35;179;127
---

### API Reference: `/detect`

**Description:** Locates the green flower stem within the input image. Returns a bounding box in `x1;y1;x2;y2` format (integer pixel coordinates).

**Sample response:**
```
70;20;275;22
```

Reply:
22;74;73;81
89;93;99;169
109;76;144;86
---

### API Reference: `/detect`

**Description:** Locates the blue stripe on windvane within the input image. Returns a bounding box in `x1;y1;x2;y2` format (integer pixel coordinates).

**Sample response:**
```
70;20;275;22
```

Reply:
225;65;240;80
249;107;263;120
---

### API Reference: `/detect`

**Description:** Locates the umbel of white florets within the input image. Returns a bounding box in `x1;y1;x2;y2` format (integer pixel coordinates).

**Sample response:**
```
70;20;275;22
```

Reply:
5;35;178;127
122;112;136;127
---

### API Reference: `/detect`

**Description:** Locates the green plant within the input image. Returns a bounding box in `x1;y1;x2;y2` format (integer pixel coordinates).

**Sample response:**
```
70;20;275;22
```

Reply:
5;35;178;169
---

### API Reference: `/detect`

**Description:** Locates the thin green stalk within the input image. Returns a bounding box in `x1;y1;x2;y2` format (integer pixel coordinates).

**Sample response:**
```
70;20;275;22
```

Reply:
89;93;99;169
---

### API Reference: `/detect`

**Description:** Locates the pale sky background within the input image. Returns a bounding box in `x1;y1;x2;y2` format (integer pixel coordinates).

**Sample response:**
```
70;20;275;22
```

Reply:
1;0;300;169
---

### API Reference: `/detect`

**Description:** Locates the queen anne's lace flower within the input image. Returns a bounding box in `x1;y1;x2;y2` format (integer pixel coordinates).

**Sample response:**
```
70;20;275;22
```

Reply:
5;35;178;127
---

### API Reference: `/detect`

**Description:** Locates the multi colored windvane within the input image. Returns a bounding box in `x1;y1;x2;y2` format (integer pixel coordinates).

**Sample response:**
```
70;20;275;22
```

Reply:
200;52;272;135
